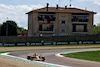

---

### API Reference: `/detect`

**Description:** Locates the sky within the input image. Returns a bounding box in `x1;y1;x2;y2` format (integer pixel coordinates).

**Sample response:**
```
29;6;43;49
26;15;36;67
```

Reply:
0;0;100;29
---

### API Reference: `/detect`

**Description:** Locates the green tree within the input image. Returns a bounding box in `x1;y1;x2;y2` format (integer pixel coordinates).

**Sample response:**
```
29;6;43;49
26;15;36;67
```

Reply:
0;24;2;35
0;20;18;36
93;24;100;34
17;27;26;35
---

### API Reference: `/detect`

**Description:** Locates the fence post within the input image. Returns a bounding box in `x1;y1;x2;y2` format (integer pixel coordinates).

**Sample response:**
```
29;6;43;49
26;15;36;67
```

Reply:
67;35;70;44
25;43;27;46
15;43;17;46
93;41;95;44
2;42;4;46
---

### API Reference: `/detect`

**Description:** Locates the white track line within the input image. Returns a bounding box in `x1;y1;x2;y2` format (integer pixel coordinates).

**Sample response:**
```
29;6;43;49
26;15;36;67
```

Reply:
1;53;71;67
55;53;65;57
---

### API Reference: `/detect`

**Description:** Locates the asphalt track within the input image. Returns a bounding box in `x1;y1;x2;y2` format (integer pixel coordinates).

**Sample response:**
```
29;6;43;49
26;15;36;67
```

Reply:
8;48;100;67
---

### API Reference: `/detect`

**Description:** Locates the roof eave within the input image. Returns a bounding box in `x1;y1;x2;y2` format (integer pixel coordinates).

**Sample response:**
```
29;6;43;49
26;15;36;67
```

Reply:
94;12;97;14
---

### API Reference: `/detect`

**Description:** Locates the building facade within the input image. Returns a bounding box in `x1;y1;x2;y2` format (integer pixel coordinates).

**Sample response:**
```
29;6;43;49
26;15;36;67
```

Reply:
26;4;96;36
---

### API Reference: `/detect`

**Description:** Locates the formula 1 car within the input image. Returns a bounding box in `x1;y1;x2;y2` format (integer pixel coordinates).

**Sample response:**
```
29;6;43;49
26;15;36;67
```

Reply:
27;53;45;61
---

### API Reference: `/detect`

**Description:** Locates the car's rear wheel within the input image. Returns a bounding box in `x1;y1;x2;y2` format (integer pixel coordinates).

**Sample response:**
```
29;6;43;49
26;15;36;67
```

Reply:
42;57;45;61
27;55;31;60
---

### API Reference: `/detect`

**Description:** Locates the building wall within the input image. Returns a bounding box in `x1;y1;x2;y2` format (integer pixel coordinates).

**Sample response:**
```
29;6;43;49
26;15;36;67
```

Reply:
28;13;33;36
88;13;94;34
28;12;39;36
55;13;71;36
32;12;39;36
67;13;72;35
28;12;94;36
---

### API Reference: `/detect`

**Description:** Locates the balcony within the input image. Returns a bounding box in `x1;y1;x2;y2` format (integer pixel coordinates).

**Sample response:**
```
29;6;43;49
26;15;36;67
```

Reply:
72;30;88;34
72;32;88;34
38;15;55;23
72;18;88;23
72;14;89;23
39;28;55;33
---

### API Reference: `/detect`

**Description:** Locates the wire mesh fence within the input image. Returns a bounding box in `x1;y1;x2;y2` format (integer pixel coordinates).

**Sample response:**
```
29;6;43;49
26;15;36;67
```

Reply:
0;35;100;44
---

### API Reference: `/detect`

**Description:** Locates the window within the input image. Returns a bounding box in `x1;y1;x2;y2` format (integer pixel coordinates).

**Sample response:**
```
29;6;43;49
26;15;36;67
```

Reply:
39;25;42;31
76;25;84;32
61;29;66;32
61;20;65;24
73;25;76;32
84;24;87;32
72;24;87;32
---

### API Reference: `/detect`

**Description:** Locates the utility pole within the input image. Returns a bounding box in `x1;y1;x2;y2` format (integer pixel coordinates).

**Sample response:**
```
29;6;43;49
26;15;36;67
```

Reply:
6;17;8;36
59;0;60;7
70;0;72;7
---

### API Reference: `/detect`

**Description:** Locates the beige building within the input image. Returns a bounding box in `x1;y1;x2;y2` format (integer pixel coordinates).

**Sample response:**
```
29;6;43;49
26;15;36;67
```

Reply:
26;4;96;36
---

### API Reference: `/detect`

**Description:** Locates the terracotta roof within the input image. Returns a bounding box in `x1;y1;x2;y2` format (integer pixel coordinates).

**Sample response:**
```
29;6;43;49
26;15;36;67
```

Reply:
21;30;28;35
26;7;96;14
18;30;28;37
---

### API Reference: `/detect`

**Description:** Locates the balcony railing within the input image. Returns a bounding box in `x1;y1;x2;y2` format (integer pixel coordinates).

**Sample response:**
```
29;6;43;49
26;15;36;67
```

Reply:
72;32;88;34
72;30;88;34
38;16;56;23
72;30;88;32
39;28;55;33
72;18;88;22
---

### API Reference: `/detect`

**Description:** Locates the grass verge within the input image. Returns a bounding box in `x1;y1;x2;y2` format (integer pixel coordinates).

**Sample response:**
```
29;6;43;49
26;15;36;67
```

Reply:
62;51;100;62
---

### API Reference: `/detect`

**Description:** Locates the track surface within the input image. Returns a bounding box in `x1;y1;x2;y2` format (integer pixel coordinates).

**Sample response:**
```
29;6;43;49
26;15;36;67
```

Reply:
9;48;100;67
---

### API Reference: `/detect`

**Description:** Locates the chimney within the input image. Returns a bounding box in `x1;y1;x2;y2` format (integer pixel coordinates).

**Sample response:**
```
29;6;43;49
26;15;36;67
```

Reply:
70;4;71;8
46;3;49;11
85;7;87;10
56;4;58;9
65;5;67;9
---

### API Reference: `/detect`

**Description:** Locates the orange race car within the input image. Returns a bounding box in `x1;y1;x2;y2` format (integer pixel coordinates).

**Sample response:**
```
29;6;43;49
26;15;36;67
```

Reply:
27;53;45;61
